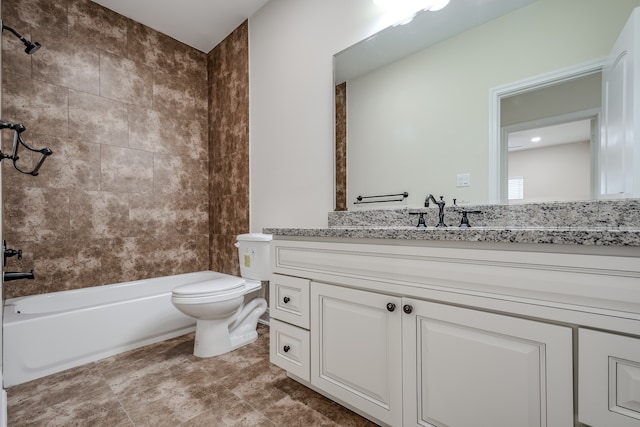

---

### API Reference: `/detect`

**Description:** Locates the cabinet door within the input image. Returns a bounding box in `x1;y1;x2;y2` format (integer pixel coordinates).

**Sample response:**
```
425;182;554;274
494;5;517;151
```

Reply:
579;328;640;427
311;282;402;427
402;299;573;427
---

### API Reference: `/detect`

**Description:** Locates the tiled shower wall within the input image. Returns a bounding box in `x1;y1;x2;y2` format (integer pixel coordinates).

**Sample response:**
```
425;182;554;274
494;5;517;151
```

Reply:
207;22;249;276
1;0;215;298
335;82;347;211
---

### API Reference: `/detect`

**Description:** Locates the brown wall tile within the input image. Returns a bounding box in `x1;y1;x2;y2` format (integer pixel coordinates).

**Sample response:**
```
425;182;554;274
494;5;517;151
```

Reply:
3;72;69;137
2;0;250;298
127;20;175;70
207;21;249;273
68;0;128;57
3;187;70;243
2;0;211;297
32;30;100;94
100;52;153;107
69;191;130;239
335;82;347;211
69;90;128;146
100;145;154;193
2;0;69;38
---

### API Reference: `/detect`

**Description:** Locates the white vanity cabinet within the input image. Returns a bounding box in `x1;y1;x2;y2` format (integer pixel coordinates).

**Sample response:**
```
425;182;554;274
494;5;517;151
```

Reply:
308;282;573;427
579;328;640;427
311;282;403;426
402;298;573;427
269;237;640;427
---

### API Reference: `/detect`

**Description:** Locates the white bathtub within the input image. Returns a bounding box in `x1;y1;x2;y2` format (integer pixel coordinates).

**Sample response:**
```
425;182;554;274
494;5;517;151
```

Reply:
2;271;229;387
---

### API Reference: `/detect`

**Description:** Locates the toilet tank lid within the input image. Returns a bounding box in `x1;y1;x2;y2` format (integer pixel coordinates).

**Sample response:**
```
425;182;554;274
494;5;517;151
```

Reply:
236;233;272;242
172;276;246;297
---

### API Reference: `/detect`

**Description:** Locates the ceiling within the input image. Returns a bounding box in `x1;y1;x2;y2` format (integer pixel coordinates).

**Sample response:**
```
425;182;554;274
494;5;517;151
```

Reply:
508;119;592;152
91;0;270;53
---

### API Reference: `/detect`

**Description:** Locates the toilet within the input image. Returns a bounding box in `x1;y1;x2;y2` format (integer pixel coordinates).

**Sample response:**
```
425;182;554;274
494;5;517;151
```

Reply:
171;233;272;358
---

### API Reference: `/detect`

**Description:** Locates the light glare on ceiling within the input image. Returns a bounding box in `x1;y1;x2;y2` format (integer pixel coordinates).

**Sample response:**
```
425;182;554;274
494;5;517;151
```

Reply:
373;0;451;25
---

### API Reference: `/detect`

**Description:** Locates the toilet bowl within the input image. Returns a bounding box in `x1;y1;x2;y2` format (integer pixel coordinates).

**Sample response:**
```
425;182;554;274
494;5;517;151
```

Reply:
171;233;272;358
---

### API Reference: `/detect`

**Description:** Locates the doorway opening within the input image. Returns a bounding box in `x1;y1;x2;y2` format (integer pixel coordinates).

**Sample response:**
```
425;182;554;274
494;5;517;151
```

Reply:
504;115;598;204
488;59;605;204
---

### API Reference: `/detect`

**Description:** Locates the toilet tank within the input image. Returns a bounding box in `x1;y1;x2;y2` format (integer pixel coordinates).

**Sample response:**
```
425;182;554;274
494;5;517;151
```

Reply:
236;233;273;281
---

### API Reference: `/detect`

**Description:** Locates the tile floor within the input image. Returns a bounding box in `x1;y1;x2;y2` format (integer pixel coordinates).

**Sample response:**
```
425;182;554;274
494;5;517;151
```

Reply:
7;324;379;426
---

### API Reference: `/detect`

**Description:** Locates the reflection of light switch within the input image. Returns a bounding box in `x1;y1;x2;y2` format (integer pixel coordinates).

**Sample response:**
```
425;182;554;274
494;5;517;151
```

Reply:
456;173;471;187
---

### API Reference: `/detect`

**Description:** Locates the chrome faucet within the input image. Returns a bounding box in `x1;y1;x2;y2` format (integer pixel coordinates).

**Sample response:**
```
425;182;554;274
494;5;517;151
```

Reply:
425;194;447;228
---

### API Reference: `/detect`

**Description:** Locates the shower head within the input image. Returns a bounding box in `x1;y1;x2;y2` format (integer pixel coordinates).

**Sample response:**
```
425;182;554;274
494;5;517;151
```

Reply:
24;40;41;55
1;22;41;55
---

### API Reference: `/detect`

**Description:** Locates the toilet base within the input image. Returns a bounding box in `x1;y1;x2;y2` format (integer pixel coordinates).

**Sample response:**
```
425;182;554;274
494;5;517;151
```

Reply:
193;320;258;358
191;297;267;358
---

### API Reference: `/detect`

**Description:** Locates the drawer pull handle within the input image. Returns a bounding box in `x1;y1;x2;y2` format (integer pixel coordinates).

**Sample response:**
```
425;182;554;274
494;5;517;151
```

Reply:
283;296;290;303
386;303;396;312
403;304;413;314
283;345;291;353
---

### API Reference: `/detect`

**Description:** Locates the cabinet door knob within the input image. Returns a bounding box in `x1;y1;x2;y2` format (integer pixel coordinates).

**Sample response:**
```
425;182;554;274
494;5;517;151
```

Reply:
403;304;413;314
283;296;290;303
386;303;396;312
283;345;290;353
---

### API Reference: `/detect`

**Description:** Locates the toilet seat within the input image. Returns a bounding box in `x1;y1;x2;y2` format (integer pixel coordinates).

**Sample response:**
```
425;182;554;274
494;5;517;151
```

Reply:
172;276;247;304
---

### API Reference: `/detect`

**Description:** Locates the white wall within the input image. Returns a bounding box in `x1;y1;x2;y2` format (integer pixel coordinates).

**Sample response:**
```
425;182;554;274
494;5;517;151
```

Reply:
509;141;591;203
249;0;389;231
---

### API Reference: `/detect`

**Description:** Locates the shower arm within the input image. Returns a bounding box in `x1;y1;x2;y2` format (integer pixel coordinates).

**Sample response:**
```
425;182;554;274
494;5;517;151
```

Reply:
0;120;52;176
1;20;41;55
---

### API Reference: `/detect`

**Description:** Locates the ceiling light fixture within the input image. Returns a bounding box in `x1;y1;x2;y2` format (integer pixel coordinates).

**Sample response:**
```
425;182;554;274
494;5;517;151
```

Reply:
531;137;541;142
373;0;451;25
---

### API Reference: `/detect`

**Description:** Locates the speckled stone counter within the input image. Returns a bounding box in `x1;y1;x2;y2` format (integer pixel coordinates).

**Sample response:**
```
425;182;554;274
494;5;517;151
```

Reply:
265;199;640;247
263;226;640;247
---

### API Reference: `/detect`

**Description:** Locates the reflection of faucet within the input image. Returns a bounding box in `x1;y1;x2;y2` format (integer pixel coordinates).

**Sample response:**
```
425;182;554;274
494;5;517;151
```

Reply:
425;194;447;228
4;270;34;282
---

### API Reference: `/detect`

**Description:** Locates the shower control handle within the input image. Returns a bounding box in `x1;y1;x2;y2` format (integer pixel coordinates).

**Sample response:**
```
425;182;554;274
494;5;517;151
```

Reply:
3;240;23;267
403;304;413;314
283;345;290;353
386;303;396;312
283;296;290;304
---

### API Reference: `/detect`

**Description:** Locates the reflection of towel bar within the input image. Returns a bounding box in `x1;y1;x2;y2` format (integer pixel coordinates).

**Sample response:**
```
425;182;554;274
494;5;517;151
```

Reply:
354;192;408;204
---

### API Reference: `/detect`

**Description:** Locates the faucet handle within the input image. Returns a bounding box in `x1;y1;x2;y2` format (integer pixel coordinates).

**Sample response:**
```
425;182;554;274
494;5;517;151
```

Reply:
459;210;482;228
3;240;23;267
409;211;427;227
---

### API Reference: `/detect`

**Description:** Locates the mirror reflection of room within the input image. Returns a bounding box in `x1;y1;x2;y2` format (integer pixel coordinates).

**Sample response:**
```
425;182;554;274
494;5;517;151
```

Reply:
502;73;600;204
336;0;639;208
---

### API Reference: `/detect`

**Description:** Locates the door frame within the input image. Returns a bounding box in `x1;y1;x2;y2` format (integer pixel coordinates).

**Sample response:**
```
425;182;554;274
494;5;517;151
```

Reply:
488;58;605;204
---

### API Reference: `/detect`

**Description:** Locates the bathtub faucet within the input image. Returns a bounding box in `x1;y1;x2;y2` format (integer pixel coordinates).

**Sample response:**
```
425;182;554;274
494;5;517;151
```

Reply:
4;270;34;282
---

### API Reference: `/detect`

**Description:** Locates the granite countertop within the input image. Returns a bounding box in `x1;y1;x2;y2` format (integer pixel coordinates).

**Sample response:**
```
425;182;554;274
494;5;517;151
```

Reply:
263;226;640;247
266;200;640;247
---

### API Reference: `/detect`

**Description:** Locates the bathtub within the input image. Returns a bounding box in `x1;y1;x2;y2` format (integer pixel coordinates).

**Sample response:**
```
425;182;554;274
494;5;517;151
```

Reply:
2;271;229;387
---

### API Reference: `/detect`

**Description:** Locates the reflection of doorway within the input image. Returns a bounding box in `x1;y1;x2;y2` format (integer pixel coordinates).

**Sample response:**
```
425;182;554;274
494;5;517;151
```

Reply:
488;60;604;203
504;116;596;203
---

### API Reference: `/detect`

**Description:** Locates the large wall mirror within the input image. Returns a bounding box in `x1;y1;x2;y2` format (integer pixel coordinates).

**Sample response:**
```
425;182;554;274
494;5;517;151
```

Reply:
335;0;640;209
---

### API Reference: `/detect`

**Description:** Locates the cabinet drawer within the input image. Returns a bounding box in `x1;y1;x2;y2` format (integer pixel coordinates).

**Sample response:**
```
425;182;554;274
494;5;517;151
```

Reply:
269;274;310;329
579;328;640;427
270;318;310;382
